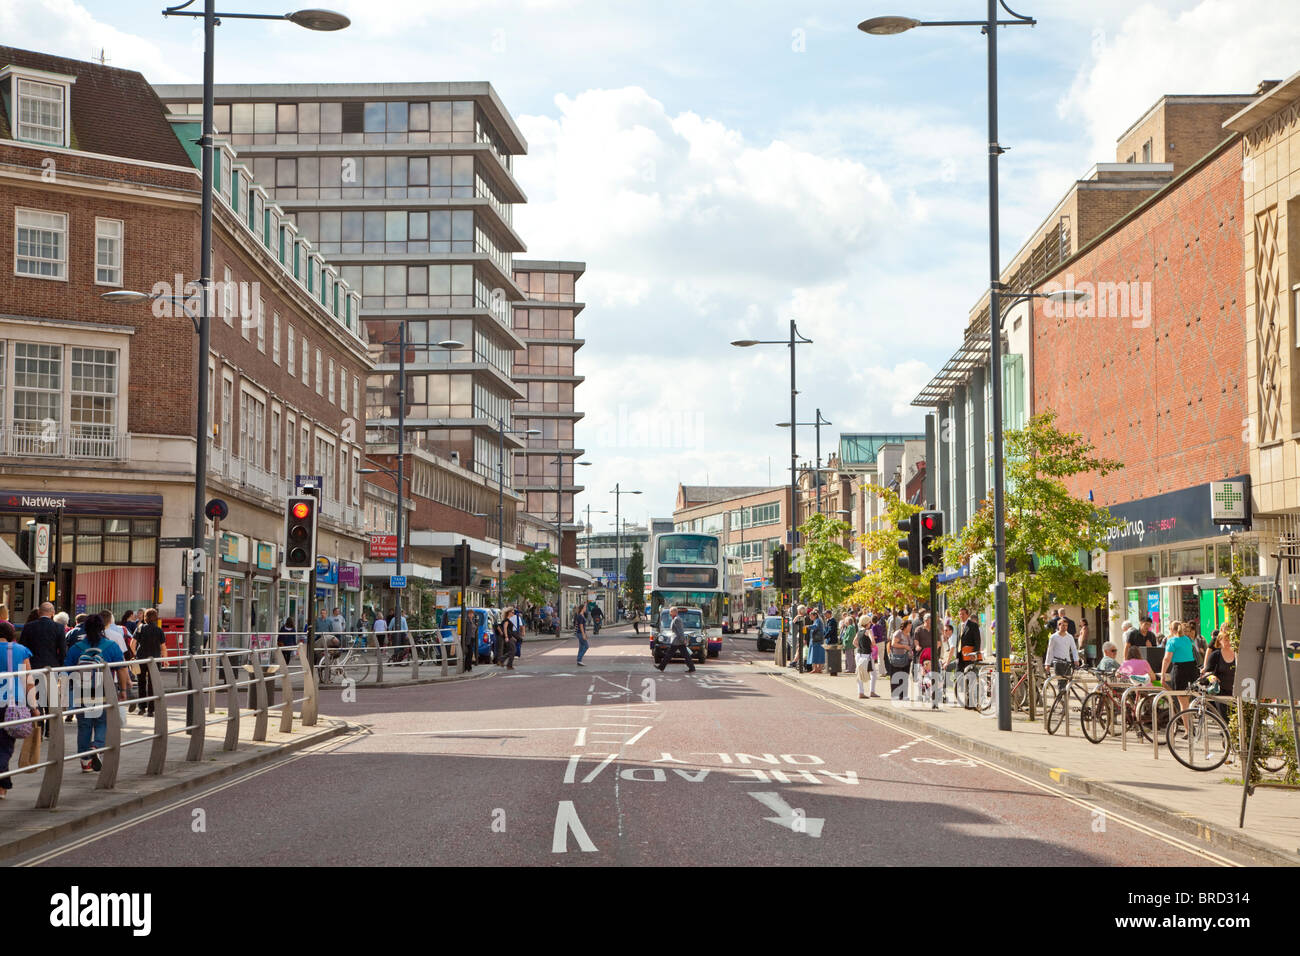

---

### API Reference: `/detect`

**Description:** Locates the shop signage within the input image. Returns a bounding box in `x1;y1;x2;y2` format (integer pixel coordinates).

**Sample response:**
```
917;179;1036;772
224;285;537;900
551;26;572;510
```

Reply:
0;491;163;516
75;593;87;614
368;534;398;559
338;561;360;588
1209;480;1249;524
296;475;322;491
1101;477;1250;552
315;556;337;584
389;575;407;589
220;532;240;564
159;536;195;550
256;542;275;570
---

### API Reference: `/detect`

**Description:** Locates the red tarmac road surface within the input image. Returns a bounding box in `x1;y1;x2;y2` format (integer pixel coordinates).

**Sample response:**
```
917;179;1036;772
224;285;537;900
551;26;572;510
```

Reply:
16;631;1246;866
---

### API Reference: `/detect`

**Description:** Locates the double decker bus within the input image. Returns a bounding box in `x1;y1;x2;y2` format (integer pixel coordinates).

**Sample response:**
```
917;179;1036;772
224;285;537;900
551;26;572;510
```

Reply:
649;531;726;655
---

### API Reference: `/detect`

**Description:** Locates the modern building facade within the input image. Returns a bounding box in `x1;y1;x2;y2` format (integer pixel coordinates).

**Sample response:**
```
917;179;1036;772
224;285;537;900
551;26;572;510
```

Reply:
672;484;790;614
512;259;586;565
0;48;370;631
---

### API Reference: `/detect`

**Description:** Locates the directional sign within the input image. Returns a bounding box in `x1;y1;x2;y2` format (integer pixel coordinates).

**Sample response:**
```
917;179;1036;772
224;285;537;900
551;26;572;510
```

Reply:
747;791;824;837
389;575;407;589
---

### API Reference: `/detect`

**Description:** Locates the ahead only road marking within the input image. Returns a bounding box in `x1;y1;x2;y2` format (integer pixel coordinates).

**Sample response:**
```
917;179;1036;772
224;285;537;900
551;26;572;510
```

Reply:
776;676;1240;868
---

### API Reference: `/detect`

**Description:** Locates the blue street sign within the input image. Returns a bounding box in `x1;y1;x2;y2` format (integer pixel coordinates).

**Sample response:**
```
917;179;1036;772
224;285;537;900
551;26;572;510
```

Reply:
389;575;407;589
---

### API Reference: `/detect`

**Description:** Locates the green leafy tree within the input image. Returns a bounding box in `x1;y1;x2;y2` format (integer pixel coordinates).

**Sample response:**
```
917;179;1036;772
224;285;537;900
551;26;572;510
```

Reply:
942;410;1123;659
846;484;939;610
504;548;560;608
624;543;645;612
797;512;855;608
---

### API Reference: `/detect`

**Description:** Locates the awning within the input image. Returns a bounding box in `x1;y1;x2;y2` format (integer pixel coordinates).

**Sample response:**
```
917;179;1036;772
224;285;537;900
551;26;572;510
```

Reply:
0;537;31;577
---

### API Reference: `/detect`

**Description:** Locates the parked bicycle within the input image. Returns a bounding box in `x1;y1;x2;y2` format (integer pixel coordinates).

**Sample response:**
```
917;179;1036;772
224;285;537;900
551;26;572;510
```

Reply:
1078;676;1172;745
317;633;370;685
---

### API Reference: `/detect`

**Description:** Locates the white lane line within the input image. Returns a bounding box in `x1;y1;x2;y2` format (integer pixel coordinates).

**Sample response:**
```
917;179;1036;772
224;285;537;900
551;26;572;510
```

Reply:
580;753;618;783
390;726;581;736
623;726;652;746
573;727;586;747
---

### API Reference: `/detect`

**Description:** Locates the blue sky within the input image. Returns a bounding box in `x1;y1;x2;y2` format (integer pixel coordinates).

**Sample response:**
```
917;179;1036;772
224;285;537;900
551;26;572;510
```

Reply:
4;0;1299;531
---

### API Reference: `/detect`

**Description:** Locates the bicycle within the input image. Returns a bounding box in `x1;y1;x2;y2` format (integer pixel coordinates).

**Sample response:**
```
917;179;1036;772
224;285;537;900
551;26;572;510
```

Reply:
953;660;996;711
1166;677;1232;771
1079;675;1172;745
317;633;370;685
1045;666;1109;739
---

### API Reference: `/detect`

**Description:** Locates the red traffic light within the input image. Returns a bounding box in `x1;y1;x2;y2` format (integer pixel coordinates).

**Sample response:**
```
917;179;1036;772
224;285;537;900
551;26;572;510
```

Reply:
292;502;311;520
923;515;936;531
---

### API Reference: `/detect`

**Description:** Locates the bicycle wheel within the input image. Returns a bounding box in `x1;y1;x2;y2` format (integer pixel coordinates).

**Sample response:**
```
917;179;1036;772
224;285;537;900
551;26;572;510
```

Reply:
976;668;996;713
1046;691;1068;735
1168;705;1230;771
1080;691;1114;744
1010;677;1029;713
1135;694;1172;744
341;652;370;685
953;669;970;708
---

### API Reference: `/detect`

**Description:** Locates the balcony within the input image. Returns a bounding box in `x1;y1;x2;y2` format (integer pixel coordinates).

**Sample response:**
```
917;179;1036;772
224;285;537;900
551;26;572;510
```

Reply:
207;442;364;529
3;429;131;461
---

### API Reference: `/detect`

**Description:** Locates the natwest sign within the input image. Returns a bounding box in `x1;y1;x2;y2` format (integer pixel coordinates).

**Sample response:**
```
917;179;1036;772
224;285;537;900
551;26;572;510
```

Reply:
368;534;398;559
0;490;163;516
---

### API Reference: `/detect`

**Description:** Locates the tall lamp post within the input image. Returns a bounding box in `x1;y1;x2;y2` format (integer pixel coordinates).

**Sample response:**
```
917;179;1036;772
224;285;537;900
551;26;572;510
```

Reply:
610;484;642;615
491;418;541;603
778;409;832;519
549;454;591;621
732;320;813;659
859;2;1036;731
114;1;348;728
581;506;609;575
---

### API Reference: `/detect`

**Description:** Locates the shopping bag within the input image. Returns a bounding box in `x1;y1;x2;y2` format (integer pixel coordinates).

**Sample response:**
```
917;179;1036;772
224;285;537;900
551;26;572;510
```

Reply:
18;727;41;768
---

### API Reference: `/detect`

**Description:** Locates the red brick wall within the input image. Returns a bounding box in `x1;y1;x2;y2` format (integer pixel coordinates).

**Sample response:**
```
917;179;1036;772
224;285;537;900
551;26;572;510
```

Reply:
1033;138;1246;508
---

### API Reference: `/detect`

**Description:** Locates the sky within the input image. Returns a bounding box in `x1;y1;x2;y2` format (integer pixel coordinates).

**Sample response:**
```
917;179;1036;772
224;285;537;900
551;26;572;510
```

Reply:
4;0;1299;534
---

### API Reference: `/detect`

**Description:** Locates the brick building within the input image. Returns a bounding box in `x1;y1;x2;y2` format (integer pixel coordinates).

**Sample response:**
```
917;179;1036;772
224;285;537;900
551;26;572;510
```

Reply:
0;47;370;631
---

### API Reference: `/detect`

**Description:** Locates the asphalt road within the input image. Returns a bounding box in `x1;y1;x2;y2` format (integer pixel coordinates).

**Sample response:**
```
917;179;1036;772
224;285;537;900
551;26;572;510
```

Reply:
15;628;1248;866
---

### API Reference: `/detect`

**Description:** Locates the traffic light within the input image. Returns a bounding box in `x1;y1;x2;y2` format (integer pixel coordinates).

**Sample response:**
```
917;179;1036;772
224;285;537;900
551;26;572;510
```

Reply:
772;546;789;588
896;514;921;575
441;542;472;587
283;495;317;569
919;510;943;570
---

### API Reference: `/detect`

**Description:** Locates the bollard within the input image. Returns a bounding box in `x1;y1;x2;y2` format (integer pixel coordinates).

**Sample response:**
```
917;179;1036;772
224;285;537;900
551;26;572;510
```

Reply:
299;642;318;727
409;632;420;681
35;698;66;809
185;656;206;761
249;652;268;742
97;662;123;790
278;662;294;735
375;631;384;685
221;653;240;751
146;659;169;775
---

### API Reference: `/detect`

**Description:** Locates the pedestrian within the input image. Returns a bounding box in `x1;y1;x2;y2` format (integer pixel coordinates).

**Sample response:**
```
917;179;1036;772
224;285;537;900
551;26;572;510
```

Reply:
841;612;857;673
369;608;386;648
806;607;826;673
134;609;166;718
277;617;298;667
120;609;138;640
0;620;36;798
19;602;63;739
886;618;913;700
1126;617;1156;655
387;607;408;660
854;614;877;699
507;605;524;660
492;613;508;666
1045;616;1081;697
957;608;982;709
1201;631;1236;719
498;607;517;669
53;611;69;630
1077;619;1094;666
940;620;957;701
823;609;840;675
1096;641;1121;676
574;605;589;667
329;606;346;635
657;605;695;673
912;612;933;697
64;614;131;773
101;610;128;657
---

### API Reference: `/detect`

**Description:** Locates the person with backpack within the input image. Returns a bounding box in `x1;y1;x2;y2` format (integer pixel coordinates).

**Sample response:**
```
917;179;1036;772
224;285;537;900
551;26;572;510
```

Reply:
64;614;132;773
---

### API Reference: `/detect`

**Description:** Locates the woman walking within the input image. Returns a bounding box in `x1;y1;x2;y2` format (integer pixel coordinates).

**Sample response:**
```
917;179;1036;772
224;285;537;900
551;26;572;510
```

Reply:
886;618;913;700
854;614;878;699
1201;630;1236;719
574;605;590;667
841;612;857;674
0;620;36;798
133;609;166;718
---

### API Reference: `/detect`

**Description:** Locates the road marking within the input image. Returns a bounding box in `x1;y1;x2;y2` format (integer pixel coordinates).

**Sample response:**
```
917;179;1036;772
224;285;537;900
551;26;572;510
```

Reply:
879;736;932;758
16;729;362;866
623;726;652;746
573;727;586;747
776;677;1241;867
748;791;824;837
389;726;581;736
552;800;598;853
580;753;618;784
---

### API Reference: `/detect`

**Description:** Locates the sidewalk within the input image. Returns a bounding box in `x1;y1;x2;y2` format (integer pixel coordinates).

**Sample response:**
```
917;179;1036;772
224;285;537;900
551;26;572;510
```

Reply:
0;704;349;862
781;664;1300;866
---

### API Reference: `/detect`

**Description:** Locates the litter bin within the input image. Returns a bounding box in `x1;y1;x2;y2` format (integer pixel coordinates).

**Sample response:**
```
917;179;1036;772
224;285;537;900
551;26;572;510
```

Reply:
825;643;842;676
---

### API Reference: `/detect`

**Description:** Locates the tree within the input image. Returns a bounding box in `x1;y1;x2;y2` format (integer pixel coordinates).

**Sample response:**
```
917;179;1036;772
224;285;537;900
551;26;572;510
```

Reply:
942;410;1123;659
797;512;855;608
504;548;560;608
845;484;939;610
624;543;645;612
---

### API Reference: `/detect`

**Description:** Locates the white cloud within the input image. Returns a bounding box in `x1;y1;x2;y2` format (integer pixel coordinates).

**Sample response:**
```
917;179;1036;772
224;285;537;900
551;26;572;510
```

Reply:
0;0;188;82
1060;0;1300;160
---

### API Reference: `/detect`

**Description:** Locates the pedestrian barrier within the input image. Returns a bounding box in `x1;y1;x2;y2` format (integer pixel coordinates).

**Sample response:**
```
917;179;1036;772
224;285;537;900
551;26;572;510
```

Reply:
0;641;319;810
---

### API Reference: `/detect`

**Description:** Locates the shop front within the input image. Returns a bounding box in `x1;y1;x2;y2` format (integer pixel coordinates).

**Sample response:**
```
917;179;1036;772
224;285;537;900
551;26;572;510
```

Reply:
0;490;162;620
1103;478;1252;642
338;560;361;629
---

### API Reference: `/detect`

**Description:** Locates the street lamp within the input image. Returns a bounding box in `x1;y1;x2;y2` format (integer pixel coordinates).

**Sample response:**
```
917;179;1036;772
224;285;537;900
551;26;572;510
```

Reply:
860;0;1036;732
548;456;590;623
732;320;813;664
580;506;609;574
778;408;832;518
610;484;642;612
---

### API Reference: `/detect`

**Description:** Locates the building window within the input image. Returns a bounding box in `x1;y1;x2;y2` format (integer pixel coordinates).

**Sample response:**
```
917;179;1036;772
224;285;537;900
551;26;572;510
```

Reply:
223;266;234;326
12;343;62;441
221;375;233;451
339;368;346;410
14;77;68;146
14;209;67;280
302;337;309;386
328;357;335;403
301;425;310;479
271;406;281;478
353;376;360;419
272;313;281;365
287;325;296;375
94;218;123;286
315;350;322;395
256;299;266;351
1141;138;1152;163
315;435;336;500
70;347;117;446
240;389;266;469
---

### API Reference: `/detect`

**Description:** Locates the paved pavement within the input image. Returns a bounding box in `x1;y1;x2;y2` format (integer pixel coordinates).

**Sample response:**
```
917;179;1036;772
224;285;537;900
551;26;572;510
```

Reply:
781;657;1300;866
10;625;1254;866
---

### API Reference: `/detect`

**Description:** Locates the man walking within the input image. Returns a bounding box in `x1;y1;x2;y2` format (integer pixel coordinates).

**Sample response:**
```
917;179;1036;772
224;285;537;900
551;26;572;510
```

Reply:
574;604;589;666
657;605;695;673
21;602;65;737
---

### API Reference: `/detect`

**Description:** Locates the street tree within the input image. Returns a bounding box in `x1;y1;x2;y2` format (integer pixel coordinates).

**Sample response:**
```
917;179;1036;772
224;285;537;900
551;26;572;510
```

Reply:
504;548;560;609
942;410;1123;659
845;484;939;610
797;512;855;608
624;542;645;612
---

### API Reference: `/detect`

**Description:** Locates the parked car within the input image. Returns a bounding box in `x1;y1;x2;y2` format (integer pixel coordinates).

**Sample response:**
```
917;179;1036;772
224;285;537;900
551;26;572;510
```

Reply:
650;606;707;665
442;607;498;662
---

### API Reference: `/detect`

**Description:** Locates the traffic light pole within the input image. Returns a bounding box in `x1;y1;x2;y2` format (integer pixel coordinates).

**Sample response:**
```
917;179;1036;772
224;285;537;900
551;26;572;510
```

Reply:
304;486;319;670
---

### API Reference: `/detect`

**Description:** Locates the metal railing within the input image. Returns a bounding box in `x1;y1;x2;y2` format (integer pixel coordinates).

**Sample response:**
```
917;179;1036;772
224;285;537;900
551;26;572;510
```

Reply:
2;428;131;460
0;642;318;809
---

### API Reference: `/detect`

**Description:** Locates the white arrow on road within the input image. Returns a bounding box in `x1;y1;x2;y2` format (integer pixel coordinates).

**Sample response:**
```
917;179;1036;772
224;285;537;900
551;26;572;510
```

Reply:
748;791;824;837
